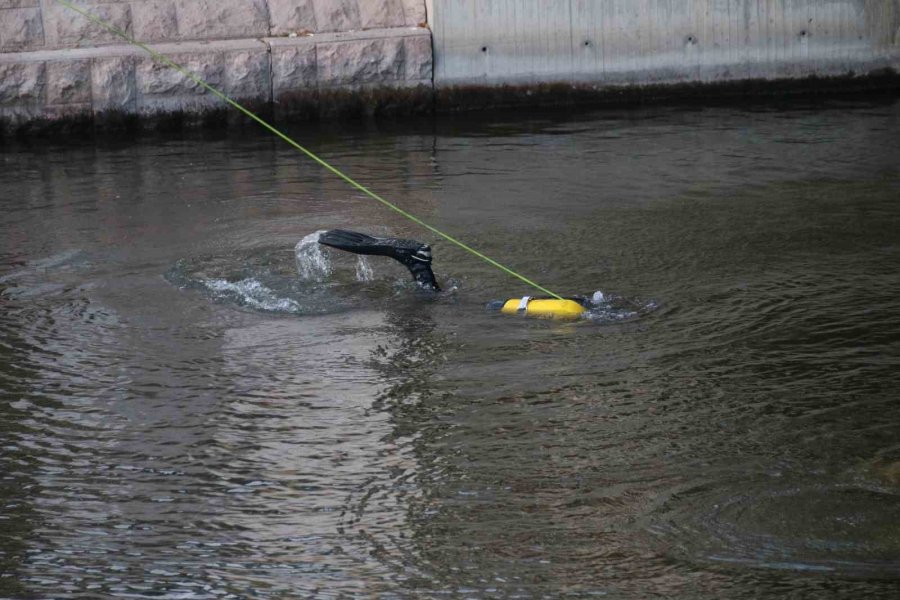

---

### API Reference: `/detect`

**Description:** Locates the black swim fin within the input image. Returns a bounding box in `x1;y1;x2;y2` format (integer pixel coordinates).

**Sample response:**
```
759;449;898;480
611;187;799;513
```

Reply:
318;229;440;291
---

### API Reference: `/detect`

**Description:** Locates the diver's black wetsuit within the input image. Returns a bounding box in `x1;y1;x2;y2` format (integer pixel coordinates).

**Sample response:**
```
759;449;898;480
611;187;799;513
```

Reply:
318;229;440;291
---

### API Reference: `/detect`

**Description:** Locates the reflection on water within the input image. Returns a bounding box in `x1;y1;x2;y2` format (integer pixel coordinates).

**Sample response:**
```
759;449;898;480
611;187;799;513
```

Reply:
2;98;900;598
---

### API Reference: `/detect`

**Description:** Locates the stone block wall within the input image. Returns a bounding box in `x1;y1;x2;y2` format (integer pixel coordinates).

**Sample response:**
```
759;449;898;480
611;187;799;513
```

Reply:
0;0;432;128
2;1;899;131
0;1;426;51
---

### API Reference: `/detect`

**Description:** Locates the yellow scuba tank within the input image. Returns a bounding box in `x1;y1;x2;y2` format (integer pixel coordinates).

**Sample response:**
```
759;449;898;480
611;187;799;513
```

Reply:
498;296;586;320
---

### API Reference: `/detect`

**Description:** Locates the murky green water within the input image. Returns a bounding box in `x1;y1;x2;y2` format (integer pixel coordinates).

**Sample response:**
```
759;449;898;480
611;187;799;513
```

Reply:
2;98;900;598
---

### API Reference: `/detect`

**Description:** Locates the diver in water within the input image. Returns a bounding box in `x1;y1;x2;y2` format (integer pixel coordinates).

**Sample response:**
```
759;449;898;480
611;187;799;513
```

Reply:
318;229;597;319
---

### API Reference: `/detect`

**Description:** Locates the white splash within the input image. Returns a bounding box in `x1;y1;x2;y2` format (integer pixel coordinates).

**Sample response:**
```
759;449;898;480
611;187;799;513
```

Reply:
206;278;300;313
295;231;332;282
355;256;374;282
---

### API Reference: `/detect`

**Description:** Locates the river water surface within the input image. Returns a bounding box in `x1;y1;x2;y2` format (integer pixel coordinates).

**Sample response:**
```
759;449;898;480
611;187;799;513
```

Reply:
2;99;900;598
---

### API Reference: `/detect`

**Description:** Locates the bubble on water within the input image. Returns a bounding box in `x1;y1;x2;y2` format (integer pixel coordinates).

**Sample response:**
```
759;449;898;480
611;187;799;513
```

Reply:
295;231;332;282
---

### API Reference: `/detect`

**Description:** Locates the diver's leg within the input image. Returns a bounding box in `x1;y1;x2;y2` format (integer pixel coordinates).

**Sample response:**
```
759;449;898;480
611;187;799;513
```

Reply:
318;229;440;291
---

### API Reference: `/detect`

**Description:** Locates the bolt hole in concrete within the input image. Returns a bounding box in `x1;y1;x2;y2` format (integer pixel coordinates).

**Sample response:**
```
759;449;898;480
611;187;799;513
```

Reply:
481;45;488;52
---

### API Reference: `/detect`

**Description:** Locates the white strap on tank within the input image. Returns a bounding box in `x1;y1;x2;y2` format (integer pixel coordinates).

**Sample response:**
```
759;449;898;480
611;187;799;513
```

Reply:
517;296;532;313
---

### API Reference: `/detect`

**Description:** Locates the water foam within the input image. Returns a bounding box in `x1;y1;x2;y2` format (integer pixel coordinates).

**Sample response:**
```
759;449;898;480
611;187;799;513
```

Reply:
295;231;333;282
581;290;656;324
355;256;374;282
205;278;300;313
296;230;374;283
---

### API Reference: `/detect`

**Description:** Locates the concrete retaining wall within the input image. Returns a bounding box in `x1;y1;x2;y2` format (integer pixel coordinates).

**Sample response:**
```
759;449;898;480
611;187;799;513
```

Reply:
0;0;431;128
2;1;900;130
433;0;900;87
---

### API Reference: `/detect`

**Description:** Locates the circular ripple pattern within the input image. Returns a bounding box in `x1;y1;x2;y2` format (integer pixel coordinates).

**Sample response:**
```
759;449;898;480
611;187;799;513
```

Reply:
650;479;900;577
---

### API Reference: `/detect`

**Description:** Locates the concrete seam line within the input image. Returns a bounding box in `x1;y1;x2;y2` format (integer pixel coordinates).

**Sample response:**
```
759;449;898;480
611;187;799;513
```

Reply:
258;36;274;105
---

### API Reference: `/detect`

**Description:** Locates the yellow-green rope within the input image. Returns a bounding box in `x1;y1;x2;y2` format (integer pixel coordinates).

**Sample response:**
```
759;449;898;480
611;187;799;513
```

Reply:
57;0;563;299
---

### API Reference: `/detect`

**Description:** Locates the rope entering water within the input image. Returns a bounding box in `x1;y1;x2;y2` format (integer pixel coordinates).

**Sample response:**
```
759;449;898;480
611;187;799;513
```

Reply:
57;0;564;299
